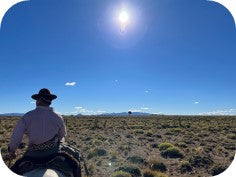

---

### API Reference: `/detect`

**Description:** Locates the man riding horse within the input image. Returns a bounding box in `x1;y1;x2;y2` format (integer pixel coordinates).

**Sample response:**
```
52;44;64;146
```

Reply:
4;88;82;177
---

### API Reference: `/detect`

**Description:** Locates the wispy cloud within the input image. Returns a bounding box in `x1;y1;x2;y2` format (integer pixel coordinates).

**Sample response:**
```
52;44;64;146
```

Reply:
31;101;36;104
70;111;78;115
128;109;141;112
75;106;88;113
141;107;149;110
74;106;106;115
75;106;83;109
115;79;118;82
129;107;150;112
65;82;76;86
194;101;199;104
96;110;106;114
199;108;236;115
152;112;163;115
145;89;151;93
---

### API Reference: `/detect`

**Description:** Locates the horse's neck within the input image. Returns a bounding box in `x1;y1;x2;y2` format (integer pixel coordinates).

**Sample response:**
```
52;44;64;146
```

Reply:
23;168;67;177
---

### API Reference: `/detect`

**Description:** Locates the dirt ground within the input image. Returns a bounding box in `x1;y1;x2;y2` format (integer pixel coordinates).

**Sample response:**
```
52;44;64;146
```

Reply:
0;115;235;177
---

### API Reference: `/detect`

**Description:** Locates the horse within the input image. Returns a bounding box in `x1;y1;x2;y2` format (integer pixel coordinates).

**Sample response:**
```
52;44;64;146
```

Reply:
4;144;87;177
23;168;72;177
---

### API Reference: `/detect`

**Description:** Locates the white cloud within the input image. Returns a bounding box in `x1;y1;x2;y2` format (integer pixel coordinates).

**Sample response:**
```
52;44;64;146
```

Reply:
75;107;88;113
65;82;76;86
199;108;236;115
75;106;83;109
152;112;163;115
31;101;36;104
70;111;78;115
141;107;149;110
194;101;199;104
74;106;106;115
96;110;106;113
128;109;141;112
129;107;150;112
145;89;152;93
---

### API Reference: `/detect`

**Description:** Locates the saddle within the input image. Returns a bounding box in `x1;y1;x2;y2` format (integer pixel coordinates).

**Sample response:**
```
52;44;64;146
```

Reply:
11;151;81;177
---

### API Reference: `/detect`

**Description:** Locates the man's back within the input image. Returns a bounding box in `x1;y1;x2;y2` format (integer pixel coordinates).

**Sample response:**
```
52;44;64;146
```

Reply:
24;106;65;145
9;106;66;153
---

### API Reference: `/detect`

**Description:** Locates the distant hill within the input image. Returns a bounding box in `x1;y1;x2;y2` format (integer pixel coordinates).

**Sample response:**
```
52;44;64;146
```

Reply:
98;112;152;116
0;112;156;117
76;113;83;116
0;113;24;117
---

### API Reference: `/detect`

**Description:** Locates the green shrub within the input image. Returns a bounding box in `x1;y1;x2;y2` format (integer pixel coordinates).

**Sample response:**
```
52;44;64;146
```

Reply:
159;142;174;151
126;134;133;138
161;124;170;129
92;139;103;146
134;129;145;134
146;131;153;137
161;146;184;158
88;148;107;159
111;171;132;177
210;165;227;176
150;143;158;148
224;142;235;150
154;134;162;138
172;128;182;133
142;169;168;177
118;146;131;152
84;137;92;141
180;161;192;173
176;142;187;148
227;134;236;140
116;166;142;177
147;138;155;142
148;160;167;172
97;133;108;141
189;155;213;167
88;163;95;175
110;152;118;161
127;155;146;164
96;160;102;166
165;130;174;135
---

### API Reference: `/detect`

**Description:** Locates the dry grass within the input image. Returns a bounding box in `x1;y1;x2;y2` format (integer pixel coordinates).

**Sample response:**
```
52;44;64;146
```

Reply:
0;115;235;177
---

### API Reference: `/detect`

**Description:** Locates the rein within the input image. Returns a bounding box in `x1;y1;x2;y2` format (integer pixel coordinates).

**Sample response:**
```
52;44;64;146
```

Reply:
67;144;90;177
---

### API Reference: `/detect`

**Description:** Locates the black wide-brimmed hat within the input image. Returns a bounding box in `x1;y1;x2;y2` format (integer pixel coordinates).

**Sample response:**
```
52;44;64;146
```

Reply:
31;88;57;101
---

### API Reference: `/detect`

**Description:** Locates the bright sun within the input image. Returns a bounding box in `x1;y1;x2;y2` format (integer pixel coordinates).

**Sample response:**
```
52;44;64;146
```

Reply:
119;11;129;24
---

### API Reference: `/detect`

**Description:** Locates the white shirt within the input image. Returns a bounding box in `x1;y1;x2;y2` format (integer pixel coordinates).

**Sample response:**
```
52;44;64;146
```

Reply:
9;106;66;152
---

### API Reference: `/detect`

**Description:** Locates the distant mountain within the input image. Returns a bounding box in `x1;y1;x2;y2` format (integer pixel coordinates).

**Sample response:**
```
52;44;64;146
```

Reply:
76;113;83;116
0;113;24;117
99;112;152;116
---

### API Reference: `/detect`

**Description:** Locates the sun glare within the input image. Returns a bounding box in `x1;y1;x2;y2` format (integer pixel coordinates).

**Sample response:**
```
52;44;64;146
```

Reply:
118;10;130;33
119;11;129;23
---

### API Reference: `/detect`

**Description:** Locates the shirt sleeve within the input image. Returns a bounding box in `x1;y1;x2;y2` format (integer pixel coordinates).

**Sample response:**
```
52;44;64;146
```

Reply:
8;116;26;153
58;117;67;141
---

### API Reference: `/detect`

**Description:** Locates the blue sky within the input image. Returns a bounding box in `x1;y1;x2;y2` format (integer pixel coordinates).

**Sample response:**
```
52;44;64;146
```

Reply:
0;0;235;115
